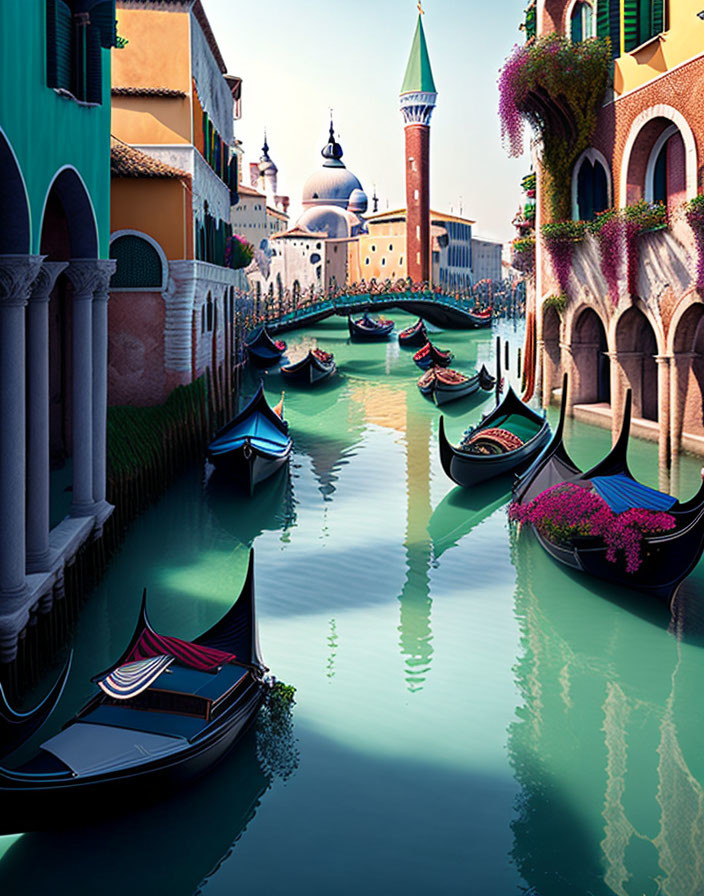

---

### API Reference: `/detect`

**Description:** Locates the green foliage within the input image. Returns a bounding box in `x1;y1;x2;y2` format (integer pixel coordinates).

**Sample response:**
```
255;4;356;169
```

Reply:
544;293;568;314
541;220;587;243
586;207;620;236
622;199;668;234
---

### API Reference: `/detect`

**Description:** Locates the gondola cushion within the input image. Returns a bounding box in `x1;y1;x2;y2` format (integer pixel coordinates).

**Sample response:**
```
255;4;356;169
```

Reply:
461;428;524;455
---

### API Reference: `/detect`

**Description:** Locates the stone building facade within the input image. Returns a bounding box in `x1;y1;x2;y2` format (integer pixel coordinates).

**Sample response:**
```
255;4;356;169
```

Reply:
531;0;704;470
0;1;117;664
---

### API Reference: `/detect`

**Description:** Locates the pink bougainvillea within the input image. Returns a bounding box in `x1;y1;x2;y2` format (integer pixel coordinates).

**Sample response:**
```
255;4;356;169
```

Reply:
541;220;586;299
589;210;624;306
498;43;530;157
686;195;704;292
509;482;676;573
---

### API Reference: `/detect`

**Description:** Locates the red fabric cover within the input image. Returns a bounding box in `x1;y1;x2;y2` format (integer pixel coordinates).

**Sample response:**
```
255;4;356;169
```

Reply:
127;628;236;672
467;427;524;452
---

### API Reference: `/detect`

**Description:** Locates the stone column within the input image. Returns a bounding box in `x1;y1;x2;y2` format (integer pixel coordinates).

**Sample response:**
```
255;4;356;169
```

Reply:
534;337;544;408
66;260;101;517
655;355;672;478
26;261;68;572
0;255;43;634
92;260;116;519
607;351;625;445
670;353;693;460
559;343;576;414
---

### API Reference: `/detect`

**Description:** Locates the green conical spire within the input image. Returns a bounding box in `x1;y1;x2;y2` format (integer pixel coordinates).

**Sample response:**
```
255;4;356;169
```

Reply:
400;15;437;95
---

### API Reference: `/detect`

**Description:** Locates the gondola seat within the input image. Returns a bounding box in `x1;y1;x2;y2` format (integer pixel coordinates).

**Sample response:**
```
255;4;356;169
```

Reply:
462;428;525;455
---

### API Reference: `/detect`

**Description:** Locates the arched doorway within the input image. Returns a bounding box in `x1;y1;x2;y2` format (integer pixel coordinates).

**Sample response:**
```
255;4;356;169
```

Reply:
40;167;99;522
616;308;658;421
624;117;689;214
673;304;704;439
572;308;610;404
0;129;30;253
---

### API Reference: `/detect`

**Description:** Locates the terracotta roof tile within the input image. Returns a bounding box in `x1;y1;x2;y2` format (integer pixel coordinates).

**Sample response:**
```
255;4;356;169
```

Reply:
110;139;188;179
112;87;187;98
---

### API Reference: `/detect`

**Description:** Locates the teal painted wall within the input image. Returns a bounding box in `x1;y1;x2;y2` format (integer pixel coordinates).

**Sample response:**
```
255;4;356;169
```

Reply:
0;1;111;257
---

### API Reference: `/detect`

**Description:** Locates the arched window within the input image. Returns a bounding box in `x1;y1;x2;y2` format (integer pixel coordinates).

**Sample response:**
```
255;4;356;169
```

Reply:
575;155;609;221
110;234;164;289
570;1;594;41
205;293;213;332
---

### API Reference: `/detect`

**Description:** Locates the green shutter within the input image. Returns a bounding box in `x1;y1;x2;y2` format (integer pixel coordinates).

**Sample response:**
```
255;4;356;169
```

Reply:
609;0;621;56
85;24;102;104
624;0;638;50
47;0;73;91
90;1;117;48
110;236;163;288
596;0;610;39
652;0;664;34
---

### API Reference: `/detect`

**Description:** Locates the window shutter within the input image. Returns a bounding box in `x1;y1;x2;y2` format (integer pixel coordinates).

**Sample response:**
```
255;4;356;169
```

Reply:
110;236;163;288
47;0;73;91
624;0;638;50
571;8;583;42
596;0;610;40
652;0;664;35
85;24;102;103
608;0;621;56
229;158;239;205
90;1;117;48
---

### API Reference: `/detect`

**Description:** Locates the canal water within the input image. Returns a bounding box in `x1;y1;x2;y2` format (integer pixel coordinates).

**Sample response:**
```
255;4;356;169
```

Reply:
2;311;704;896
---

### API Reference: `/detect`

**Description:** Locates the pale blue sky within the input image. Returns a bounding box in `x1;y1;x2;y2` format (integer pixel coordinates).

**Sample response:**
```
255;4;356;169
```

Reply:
205;0;529;243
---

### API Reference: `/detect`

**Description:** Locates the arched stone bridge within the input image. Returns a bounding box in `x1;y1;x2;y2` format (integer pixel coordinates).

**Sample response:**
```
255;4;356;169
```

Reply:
265;291;493;334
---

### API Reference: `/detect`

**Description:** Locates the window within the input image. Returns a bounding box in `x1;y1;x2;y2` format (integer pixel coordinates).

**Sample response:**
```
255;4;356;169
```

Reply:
365;258;370;265
46;0;116;104
624;0;666;51
575;155;609;221
310;253;321;264
381;258;386;266
570;1;594;41
110;235;163;289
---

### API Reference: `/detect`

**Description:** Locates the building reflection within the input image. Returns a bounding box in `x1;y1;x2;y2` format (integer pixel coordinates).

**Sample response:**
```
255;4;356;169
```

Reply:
509;527;704;896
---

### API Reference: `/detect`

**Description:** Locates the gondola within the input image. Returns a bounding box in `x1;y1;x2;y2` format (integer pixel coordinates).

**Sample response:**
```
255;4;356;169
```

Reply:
398;319;427;347
280;348;336;386
347;313;395;340
413;341;454;371
466;308;493;329
0;550;268;834
207;382;292;494
512;376;704;603
438;386;551;487
245;326;287;368
417;364;495;406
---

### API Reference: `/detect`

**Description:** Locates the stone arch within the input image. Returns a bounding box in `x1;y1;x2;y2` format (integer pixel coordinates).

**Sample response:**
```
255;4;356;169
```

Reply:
672;302;704;439
620;105;697;208
571;306;610;404
0;127;31;253
615;307;659;421
40;166;99;260
542;304;562;405
571;148;612;221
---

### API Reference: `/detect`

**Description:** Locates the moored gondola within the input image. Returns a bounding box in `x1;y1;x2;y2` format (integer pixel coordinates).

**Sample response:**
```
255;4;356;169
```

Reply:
280;348;336;387
0;551;268;834
466;308;493;329
348;313;395;340
511;376;704;603
398;319;427;347
413;341;454;371
438;386;551;487
245;326;287;368
417;364;495;406
207;382;292;494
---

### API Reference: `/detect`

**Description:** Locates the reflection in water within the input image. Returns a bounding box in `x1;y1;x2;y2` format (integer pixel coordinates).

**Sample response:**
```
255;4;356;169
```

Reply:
398;411;433;692
509;526;704;896
326;618;338;679
205;465;296;546
427;477;512;561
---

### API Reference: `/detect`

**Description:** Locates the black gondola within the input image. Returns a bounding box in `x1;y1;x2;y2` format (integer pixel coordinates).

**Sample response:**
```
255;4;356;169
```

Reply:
417;364;495;406
348;313;395;340
512;376;704;603
0;551;268;834
245;326;287;368
398;319;427;347
413;341;453;371
280;348;336;386
438;386;551;487
207;382;292;494
466;308;493;329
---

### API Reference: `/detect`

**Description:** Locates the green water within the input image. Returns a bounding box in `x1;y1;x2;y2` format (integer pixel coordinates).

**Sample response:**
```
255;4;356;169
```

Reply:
2;312;704;895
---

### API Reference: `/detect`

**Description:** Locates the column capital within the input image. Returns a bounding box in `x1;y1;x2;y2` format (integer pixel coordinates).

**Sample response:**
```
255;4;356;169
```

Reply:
29;261;68;303
654;354;674;366
65;259;103;300
93;258;117;301
0;255;44;307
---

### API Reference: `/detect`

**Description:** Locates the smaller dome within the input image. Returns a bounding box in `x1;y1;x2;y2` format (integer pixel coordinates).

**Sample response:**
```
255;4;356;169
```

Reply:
321;119;344;166
348;189;368;214
259;136;278;174
298;206;356;239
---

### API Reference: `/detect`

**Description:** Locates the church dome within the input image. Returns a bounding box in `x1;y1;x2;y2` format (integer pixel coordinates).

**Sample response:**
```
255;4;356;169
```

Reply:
348;188;368;214
301;118;363;209
297;206;355;238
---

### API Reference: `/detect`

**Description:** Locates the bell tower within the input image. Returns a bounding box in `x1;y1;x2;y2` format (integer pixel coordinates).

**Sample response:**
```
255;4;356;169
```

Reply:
400;10;437;284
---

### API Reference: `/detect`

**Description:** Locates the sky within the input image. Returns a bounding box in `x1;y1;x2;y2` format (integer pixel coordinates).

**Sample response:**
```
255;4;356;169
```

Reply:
204;0;530;244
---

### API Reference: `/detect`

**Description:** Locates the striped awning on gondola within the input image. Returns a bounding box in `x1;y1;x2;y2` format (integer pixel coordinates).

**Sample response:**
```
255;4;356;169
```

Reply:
97;655;174;700
126;629;236;671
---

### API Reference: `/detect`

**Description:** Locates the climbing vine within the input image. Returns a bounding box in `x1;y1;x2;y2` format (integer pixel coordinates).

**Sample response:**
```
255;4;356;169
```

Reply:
685;194;704;292
498;34;611;220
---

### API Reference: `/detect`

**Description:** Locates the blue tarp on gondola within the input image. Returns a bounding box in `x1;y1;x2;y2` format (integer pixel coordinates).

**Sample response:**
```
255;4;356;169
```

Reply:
591;473;677;514
208;412;289;455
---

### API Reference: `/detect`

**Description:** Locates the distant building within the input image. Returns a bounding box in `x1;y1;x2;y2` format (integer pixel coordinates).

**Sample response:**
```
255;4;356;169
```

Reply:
231;182;288;250
248;135;289;216
471;237;503;283
0;1;117;666
109;0;243;406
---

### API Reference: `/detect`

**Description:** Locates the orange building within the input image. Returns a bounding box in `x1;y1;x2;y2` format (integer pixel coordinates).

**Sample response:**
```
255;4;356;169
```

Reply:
108;0;243;406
